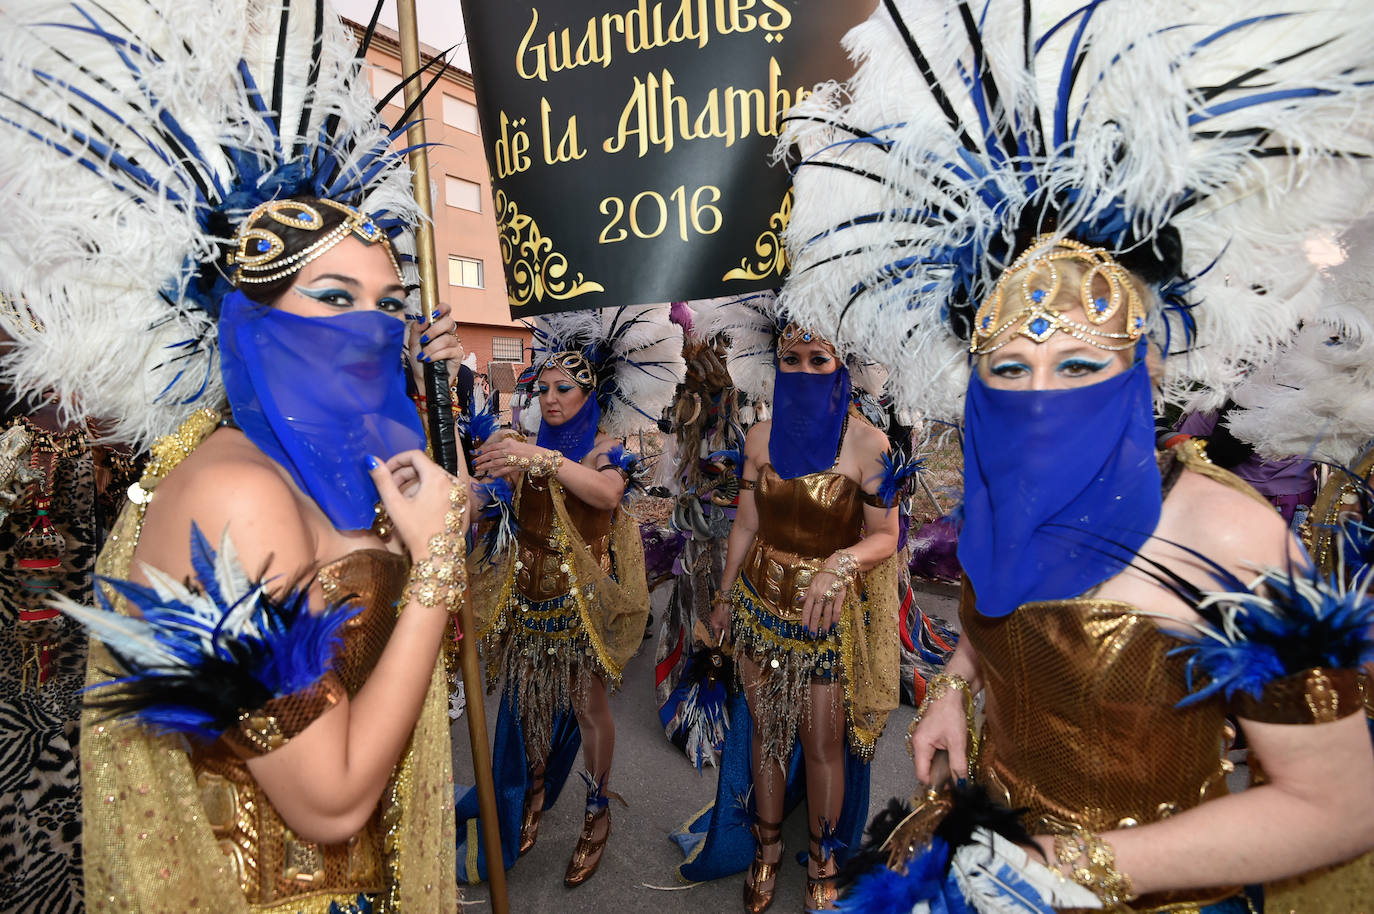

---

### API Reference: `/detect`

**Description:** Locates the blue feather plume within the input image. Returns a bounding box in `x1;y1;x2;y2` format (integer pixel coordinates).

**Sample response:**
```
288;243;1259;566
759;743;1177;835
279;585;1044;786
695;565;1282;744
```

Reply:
874;448;925;510
460;405;501;448
834;837;950;914
51;524;355;742
473;478;518;567
1096;534;1374;706
603;444;647;500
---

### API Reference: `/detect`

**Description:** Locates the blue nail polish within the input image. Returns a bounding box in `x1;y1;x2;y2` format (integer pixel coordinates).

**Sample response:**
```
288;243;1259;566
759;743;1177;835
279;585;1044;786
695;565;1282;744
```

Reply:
420;334;429;344
419;353;429;362
432;309;442;320
365;455;379;469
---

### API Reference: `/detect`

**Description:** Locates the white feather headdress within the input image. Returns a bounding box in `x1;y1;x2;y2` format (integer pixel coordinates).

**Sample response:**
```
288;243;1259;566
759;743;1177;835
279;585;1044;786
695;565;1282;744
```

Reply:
694;290;887;407
527;305;686;438
1227;216;1374;464
0;0;424;447
777;0;1374;421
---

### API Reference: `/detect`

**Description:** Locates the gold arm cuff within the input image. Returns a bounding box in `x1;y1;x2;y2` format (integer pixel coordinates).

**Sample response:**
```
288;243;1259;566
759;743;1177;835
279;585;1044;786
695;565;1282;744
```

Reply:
221;671;347;759
1233;667;1363;725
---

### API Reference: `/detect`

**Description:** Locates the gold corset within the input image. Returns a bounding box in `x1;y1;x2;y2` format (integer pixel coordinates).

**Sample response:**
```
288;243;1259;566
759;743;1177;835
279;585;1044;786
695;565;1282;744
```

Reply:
742;463;865;618
962;595;1237;910
191;549;407;909
515;477;613;601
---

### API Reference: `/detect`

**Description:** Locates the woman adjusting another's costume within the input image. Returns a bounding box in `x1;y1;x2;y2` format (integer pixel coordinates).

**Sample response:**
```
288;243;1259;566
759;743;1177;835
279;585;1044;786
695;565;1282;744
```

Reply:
0;2;470;911
773;1;1374;912
460;307;683;885
676;293;903;911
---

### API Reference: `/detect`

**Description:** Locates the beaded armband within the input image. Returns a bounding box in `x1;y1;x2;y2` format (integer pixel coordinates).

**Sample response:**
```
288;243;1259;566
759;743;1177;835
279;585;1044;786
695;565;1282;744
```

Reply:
401;481;469;614
221;671;348;759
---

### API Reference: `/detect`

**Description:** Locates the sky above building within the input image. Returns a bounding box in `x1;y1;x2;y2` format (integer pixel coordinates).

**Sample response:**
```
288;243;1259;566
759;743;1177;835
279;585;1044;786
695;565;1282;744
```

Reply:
334;0;471;70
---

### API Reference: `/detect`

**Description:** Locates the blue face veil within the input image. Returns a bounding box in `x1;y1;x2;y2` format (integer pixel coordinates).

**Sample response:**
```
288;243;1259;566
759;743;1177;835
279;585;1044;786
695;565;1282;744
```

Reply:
218;289;425;531
957;345;1162;617
535;376;600;462
768;364;852;480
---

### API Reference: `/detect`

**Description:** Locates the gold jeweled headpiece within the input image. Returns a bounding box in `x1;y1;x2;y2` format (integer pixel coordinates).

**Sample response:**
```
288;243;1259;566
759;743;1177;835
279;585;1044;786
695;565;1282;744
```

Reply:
228;198;401;286
539;351;595;391
778;322;838;358
971;235;1146;355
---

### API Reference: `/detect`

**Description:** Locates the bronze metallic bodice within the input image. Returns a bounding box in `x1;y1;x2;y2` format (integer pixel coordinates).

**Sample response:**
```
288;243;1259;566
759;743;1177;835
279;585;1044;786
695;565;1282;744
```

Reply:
742;464;865;618
961;595;1237;910
515;477;612;601
191;548;407;909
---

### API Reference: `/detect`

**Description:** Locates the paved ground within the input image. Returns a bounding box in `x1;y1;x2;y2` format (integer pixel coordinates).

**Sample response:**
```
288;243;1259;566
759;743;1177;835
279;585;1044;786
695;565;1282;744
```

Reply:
452;584;961;913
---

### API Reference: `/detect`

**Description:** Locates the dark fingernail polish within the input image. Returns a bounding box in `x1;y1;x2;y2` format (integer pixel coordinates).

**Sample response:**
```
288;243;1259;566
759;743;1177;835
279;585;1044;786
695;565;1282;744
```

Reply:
432;309;442;319
420;334;430;344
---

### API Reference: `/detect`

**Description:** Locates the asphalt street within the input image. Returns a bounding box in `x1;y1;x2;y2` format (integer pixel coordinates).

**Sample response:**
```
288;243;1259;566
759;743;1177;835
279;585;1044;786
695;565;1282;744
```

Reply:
452;584;961;913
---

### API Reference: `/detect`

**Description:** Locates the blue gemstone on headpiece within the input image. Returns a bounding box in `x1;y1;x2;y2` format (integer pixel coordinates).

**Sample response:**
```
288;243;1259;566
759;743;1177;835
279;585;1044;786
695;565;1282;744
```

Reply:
802;332;813;342
1134;317;1144;329
981;315;992;329
1030;289;1046;303
254;239;270;253
1028;316;1051;336
1093;297;1108;313
299;212;314;223
363;221;376;234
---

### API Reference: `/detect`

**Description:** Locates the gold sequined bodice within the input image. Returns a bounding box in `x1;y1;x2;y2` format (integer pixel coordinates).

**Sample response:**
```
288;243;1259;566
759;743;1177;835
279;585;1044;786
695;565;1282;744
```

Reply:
191;548;407;908
742;464;865;617
962;595;1236;910
515;477;612;601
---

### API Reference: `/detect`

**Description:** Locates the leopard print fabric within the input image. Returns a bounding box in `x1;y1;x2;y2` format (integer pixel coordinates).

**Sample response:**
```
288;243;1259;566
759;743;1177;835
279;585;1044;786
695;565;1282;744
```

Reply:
0;440;99;914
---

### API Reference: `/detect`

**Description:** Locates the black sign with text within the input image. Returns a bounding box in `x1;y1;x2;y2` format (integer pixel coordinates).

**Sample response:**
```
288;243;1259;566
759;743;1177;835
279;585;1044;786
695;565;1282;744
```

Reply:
457;0;872;316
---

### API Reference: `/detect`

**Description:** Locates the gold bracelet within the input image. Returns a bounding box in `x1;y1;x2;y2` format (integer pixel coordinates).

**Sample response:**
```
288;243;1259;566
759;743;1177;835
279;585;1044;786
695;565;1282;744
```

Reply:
504;449;563;477
527;450;563;478
401;480;469;615
1053;827;1136;905
820;549;860;602
906;673;973;758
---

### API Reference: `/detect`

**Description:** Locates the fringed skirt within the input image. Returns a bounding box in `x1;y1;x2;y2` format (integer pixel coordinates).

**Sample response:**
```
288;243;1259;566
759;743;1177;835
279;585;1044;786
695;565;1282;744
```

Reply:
730;574;844;767
486;588;611;756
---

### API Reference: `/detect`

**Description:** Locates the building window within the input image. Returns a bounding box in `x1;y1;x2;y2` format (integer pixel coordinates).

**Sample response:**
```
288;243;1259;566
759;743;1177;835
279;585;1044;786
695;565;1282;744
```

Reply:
442;95;480;134
445;175;482;212
491;336;524;362
449;256;483;289
370;68;402;107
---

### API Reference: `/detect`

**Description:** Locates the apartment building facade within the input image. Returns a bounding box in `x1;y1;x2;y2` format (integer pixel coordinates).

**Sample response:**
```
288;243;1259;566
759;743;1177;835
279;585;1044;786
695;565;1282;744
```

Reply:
350;21;531;380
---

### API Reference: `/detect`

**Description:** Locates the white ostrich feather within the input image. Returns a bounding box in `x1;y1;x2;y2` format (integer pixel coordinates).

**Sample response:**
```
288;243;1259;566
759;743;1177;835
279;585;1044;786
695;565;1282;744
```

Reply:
48;526;267;667
777;0;1374;422
528;304;686;438
950;828;1102;913
0;0;423;447
1227;216;1374;464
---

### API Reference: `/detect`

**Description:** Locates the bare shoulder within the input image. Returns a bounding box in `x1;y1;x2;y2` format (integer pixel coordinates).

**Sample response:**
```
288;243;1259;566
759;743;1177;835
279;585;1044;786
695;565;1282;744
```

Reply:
848;415;891;455
1159;468;1291;572
583;432;622;466
137;429;316;582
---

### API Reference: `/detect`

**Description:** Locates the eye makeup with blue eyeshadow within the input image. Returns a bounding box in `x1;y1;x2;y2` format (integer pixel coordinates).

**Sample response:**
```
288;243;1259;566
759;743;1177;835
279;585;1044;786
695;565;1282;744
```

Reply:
1058;356;1113;377
293;287;407;313
989;359;1030;377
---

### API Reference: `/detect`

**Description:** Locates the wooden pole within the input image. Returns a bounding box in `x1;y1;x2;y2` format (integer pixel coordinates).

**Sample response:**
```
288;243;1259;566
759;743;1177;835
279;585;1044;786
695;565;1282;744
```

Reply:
393;5;511;911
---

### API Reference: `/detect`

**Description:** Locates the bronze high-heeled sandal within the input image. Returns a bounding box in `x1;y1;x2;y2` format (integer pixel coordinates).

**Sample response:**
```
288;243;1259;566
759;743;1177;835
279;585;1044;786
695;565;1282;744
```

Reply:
563;806;611;887
743;818;783;914
804;829;840;911
518;771;546;857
